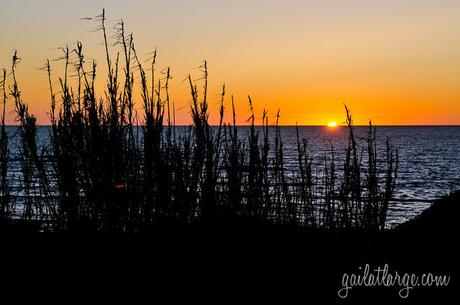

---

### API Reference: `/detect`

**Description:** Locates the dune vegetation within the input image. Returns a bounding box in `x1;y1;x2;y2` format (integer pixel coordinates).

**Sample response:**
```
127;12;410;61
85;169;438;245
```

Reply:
0;10;398;233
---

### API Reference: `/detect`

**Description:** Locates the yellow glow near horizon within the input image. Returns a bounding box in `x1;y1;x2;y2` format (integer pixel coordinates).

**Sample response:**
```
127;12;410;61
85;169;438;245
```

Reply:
327;121;338;128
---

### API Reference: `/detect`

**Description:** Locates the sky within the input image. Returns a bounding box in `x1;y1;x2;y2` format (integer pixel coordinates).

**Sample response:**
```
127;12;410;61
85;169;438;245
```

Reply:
1;0;460;125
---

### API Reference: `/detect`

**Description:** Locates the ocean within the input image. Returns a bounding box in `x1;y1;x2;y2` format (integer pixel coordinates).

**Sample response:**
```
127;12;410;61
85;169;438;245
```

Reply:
3;125;460;227
276;126;460;226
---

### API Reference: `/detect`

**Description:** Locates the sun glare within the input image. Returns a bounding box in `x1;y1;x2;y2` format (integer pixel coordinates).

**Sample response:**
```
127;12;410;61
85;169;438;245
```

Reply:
327;121;337;128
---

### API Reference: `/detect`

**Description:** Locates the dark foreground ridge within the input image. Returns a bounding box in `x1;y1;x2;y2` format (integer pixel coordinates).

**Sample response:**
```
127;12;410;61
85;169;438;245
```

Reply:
0;191;458;304
396;190;460;233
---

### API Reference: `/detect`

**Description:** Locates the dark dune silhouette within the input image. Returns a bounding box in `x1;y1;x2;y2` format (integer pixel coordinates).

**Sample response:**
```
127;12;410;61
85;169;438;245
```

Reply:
0;192;457;303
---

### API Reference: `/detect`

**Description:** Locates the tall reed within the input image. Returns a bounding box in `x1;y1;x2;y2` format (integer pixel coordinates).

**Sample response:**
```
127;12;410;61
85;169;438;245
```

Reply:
0;69;10;221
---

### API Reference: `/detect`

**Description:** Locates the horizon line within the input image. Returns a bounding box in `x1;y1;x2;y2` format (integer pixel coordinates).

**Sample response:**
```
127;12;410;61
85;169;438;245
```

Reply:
4;124;460;127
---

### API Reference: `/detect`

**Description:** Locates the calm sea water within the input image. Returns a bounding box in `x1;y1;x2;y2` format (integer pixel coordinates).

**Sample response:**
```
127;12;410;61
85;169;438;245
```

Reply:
277;126;460;227
4;126;460;227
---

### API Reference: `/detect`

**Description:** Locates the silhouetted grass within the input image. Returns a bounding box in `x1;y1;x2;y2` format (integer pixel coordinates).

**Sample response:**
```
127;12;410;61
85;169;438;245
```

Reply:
10;52;55;223
0;9;398;233
0;69;10;221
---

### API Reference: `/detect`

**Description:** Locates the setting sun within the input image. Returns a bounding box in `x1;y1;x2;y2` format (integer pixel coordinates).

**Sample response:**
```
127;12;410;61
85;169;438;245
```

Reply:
327;121;338;128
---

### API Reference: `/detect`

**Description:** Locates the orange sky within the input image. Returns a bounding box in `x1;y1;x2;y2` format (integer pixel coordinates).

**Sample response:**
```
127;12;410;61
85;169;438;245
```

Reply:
1;0;459;125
